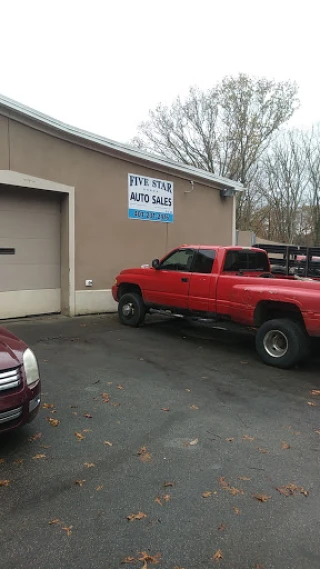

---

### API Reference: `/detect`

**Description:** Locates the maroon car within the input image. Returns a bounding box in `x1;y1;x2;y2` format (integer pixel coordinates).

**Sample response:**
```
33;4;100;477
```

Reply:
0;326;41;434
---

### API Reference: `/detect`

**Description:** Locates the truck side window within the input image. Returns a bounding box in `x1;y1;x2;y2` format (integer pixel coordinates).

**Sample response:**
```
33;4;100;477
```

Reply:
223;251;269;272
160;248;194;272
192;249;216;273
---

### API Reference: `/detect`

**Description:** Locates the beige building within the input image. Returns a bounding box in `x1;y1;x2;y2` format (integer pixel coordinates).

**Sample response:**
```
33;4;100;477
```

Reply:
0;95;242;319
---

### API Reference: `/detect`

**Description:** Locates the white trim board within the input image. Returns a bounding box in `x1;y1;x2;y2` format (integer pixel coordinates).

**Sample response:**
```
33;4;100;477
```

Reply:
0;289;61;319
0;170;75;316
75;290;117;315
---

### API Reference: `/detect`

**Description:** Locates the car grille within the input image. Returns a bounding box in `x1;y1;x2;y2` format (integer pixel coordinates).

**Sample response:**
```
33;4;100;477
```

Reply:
0;367;22;392
0;406;23;424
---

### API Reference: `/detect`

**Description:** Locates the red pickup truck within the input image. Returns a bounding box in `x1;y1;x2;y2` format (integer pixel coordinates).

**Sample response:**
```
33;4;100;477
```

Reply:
112;245;320;369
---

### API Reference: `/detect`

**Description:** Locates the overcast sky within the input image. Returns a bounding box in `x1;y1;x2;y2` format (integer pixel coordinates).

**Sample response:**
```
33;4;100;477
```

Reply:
1;0;319;143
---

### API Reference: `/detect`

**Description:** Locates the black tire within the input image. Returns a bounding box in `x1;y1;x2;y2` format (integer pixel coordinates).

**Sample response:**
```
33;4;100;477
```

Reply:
118;293;146;327
255;318;309;369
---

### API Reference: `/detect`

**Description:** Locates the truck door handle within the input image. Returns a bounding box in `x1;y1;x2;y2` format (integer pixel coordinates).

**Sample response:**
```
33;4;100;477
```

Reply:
181;277;189;282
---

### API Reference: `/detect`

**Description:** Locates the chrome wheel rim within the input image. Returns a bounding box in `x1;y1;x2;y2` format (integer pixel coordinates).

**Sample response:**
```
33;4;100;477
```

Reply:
263;329;288;358
122;302;135;318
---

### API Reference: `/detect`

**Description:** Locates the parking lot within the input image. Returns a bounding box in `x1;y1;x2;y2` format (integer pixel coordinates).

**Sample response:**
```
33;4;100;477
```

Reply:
1;314;320;569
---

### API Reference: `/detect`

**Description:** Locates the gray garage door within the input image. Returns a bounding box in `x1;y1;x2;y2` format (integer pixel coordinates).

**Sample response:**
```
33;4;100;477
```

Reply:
0;186;61;319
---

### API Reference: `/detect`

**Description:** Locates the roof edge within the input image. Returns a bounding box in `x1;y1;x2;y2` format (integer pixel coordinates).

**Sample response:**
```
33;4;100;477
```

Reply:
0;94;243;191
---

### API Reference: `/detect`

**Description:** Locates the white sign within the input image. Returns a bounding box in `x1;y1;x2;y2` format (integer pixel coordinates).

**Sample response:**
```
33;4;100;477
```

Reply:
128;173;174;223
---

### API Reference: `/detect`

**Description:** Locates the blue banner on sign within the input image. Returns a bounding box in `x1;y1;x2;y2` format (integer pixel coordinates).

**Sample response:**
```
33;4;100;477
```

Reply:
128;209;174;223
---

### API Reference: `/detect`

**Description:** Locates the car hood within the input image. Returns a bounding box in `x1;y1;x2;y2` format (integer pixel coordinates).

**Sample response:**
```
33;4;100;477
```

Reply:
0;327;27;370
120;267;153;276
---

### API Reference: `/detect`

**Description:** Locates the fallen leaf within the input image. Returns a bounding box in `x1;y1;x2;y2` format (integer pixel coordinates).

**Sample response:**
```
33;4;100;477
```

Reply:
242;435;255;442
72;412;78;416
13;459;24;465
155;496;162;506
219;476;229;488
233;506;241;514
50;410;57;414
40;445;50;449
82;429;92;433
117;384;124;390
161;407;170;412
111;402;121;407
315;430;320;435
189;438;199;446
307;401;317;406
256;447;269;453
75;431;84;441
185;388;191;392
190;405;199;410
84;462;95;468
238;476;251;481
121;557;136;564
163;494;171;502
0;458;5;464
227;486;244;496
137;446;147;455
311;390;320;396
101;392;110;403
83;413;92;419
140;452;152;463
202;491;212;498
212;549;223;561
276;483;309;497
47;417;60;427
75;480;86;487
226;437;234;442
276;486;290;497
163;481;174;487
138;552;161;565
281;441;290;450
96;485;103;491
32;454;46;460
240;361;248;364
0;480;10;487
218;522;226;531
29;432;42;441
61;525;72;536
253;494;271;502
127;511;147;522
42;403;55;409
107;381;113;385
104;441;113;447
48;519;60;525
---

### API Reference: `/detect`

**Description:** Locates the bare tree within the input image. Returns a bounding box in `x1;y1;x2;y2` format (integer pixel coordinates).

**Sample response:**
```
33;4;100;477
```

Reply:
258;130;308;243
132;74;299;230
302;124;320;245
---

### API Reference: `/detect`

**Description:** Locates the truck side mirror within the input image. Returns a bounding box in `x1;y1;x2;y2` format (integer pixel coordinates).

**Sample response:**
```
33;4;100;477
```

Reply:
152;259;160;270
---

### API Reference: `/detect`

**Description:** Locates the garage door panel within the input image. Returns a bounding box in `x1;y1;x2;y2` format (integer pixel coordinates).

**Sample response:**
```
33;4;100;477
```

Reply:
0;211;60;240
0;191;60;215
0;264;60;292
0;238;60;265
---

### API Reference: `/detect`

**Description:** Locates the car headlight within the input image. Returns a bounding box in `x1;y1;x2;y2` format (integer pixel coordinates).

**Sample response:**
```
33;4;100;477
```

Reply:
23;348;40;387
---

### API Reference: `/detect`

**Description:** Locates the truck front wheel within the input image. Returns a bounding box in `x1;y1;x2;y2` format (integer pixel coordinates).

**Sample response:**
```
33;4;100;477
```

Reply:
118;293;146;327
255;318;309;369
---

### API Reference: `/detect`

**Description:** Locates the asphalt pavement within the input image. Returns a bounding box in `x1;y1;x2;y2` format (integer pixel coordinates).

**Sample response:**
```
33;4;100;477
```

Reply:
1;313;320;569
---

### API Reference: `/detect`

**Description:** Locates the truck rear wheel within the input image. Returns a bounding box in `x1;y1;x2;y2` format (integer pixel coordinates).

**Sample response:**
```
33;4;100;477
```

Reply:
255;318;309;369
118;293;146;327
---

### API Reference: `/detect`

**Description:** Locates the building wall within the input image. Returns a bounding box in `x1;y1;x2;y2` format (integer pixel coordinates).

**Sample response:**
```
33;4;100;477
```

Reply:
0;117;235;314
